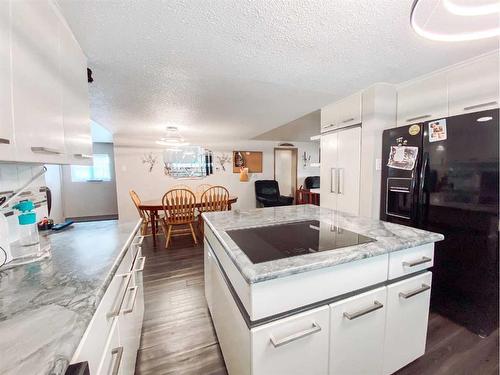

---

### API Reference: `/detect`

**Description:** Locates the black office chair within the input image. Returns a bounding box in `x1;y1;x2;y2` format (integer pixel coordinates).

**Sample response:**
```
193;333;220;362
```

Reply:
255;180;294;208
304;176;320;190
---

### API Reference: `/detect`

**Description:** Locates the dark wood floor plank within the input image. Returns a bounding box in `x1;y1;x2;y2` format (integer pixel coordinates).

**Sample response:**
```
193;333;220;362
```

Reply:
135;235;499;375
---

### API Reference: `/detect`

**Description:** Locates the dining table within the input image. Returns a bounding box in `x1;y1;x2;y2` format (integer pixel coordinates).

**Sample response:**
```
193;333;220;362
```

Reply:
139;194;238;247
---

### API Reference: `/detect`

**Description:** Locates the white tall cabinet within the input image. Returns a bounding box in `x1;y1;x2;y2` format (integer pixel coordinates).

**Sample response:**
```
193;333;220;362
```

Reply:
320;126;361;215
0;0;92;165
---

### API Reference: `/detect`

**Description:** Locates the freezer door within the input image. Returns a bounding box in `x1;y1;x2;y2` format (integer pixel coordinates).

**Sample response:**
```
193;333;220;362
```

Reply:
421;109;499;336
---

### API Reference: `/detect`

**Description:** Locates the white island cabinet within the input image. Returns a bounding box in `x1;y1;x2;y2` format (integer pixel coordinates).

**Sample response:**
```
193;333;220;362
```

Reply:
202;205;443;375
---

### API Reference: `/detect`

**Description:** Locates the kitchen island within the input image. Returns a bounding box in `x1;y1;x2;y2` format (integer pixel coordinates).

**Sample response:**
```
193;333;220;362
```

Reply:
202;205;444;375
0;220;144;375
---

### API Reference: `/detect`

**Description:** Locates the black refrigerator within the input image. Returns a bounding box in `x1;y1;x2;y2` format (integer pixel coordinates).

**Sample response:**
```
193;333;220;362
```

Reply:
380;109;499;337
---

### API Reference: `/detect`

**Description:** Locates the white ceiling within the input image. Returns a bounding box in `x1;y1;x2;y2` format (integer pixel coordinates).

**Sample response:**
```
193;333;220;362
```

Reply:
56;0;499;146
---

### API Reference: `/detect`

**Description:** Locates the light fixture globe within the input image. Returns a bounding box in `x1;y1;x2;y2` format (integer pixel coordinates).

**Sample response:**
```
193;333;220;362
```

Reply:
411;0;500;42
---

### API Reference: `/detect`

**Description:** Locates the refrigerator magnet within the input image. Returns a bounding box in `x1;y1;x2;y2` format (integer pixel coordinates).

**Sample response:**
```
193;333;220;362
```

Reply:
429;119;447;142
409;124;420;136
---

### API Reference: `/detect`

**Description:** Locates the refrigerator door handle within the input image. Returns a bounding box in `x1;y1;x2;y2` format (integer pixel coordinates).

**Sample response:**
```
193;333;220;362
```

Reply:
330;168;337;193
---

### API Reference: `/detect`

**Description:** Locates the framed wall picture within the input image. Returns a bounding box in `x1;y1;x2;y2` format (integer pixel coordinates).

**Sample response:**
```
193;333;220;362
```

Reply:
232;151;263;173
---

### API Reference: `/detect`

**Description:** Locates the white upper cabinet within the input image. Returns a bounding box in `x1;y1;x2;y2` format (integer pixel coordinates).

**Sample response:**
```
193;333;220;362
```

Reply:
11;0;66;163
448;53;499;116
0;2;16;161
60;19;92;165
321;92;362;132
397;72;448;126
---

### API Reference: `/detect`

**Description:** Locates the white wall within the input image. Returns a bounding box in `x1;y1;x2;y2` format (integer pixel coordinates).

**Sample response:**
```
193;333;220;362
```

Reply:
114;140;320;221
61;142;119;219
44;164;64;223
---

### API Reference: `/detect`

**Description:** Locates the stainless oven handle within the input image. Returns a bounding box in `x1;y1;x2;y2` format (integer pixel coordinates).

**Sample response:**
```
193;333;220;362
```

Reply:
343;301;383;320
389;188;410;193
399;284;431;299
270;322;322;348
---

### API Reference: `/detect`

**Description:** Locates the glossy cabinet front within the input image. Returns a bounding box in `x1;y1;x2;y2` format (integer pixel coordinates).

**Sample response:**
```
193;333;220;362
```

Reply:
0;0;91;165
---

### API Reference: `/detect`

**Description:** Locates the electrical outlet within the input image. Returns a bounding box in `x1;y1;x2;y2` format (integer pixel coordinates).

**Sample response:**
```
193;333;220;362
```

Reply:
375;158;382;171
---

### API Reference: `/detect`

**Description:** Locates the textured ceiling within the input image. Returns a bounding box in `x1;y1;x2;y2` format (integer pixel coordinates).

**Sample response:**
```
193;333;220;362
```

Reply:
253;110;320;141
56;0;498;145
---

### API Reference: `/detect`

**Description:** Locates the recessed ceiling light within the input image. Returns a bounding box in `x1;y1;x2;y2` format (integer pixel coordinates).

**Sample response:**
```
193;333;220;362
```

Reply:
411;0;500;42
477;116;493;122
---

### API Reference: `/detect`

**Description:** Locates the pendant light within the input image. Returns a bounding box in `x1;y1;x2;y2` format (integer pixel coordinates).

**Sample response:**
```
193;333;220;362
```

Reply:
156;126;189;146
410;0;500;42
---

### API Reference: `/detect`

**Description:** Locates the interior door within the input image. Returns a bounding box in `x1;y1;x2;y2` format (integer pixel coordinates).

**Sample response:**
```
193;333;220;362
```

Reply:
336;126;361;215
274;148;297;197
320;132;338;211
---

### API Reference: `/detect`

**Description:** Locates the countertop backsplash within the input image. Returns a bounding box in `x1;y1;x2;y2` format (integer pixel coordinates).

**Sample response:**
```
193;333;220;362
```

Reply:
0;163;49;243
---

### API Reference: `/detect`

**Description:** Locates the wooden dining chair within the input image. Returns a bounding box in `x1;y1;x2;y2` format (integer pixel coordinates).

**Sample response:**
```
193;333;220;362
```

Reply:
171;183;191;191
195;183;212;195
130;190;157;236
198;186;229;234
160;189;198;248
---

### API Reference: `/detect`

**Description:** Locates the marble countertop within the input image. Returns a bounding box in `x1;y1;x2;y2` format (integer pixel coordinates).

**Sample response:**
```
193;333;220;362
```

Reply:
0;219;141;375
203;205;444;284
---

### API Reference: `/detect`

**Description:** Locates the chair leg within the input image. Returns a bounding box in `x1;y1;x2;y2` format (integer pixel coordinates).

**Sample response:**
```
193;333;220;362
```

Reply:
165;224;173;249
189;223;198;245
198;215;204;236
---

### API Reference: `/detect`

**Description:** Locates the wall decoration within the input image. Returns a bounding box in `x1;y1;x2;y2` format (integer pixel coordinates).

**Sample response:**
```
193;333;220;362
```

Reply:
141;153;158;172
302;151;311;167
216;153;232;172
232;151;263;173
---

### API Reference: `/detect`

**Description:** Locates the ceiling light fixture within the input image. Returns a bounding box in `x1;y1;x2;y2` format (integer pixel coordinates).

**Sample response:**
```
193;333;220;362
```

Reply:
410;0;500;42
156;126;190;146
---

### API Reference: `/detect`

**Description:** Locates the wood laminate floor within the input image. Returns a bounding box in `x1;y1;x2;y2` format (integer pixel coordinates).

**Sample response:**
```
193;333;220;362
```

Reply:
135;236;499;375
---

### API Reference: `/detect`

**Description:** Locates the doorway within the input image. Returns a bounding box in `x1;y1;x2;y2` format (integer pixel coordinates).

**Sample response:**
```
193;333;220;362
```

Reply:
274;148;298;198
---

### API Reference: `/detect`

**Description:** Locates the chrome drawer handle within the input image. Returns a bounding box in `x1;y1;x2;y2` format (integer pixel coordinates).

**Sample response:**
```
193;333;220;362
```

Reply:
403;256;432;267
0;138;10;145
342;117;355;123
343;301;383;320
133;235;144;247
107;273;132;318
322;124;335;130
110;346;124;375
122;286;138;314
406;114;431;122
270;322;321;348
399;283;431;299
135;256;146;272
464;101;497;111
31;146;62;154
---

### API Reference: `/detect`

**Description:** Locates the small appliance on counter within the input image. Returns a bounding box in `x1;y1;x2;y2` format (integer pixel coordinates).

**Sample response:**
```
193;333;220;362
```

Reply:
12;200;41;259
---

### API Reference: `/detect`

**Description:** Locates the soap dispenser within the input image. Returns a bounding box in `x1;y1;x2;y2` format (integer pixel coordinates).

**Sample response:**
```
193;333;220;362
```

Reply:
12;200;41;259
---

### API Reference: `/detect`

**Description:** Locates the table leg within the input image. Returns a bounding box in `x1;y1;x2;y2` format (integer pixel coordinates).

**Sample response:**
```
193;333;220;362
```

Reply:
151;210;157;248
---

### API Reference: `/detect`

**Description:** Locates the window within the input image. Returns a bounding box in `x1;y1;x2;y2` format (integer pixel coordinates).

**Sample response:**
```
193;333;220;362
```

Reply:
71;154;112;182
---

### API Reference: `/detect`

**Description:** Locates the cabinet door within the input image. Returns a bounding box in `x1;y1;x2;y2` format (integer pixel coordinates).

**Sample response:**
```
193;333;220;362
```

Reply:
97;319;121;375
448;53;499;116
60;20;92;165
383;272;432;375
336;126;361;215
320;132;338;210
118;246;145;375
0;1;16;161
321;102;337;133
334;92;362;128
204;240;213;311
11;1;65;163
397;73;448;126
251;305;329;375
329;286;387;375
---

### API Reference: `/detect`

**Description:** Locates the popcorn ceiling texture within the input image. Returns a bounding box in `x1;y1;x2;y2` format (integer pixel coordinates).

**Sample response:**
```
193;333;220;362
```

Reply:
56;0;497;145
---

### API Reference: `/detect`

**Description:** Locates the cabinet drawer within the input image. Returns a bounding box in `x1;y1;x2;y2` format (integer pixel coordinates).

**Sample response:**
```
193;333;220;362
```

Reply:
97;319;122;375
72;272;132;374
251;306;329;375
388;243;434;280
329;286;387;375
383;272;432;375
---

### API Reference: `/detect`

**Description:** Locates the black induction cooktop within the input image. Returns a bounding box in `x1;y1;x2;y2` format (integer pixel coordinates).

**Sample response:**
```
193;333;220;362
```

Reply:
226;220;376;264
